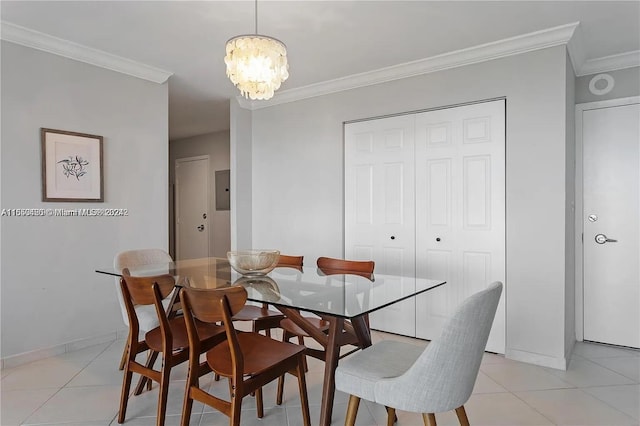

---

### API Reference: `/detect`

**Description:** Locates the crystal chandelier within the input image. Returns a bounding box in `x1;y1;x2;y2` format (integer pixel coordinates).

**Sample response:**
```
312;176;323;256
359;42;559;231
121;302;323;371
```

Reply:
224;0;289;100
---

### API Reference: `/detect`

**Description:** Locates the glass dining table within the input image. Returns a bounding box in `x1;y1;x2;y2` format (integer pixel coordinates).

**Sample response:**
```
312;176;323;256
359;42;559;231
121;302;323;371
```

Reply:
97;257;445;426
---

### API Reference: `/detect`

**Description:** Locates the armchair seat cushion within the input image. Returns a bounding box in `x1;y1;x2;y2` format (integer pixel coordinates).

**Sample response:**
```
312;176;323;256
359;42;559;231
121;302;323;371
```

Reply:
335;340;424;401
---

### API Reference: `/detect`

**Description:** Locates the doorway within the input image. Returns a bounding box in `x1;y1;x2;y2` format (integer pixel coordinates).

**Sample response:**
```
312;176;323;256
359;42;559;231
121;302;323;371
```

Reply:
577;97;639;348
175;155;210;260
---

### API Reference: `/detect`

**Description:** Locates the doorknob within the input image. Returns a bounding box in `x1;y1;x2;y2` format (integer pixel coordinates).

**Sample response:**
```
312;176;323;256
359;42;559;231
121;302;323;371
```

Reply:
197;224;205;232
595;233;617;244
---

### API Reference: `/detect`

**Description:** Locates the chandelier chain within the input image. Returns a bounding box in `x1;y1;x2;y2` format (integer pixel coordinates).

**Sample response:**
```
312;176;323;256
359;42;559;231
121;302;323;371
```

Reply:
255;0;258;34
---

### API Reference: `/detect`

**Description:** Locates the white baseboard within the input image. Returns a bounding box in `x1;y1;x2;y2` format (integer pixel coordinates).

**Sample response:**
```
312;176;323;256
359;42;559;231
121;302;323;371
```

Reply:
1;330;126;370
506;348;569;370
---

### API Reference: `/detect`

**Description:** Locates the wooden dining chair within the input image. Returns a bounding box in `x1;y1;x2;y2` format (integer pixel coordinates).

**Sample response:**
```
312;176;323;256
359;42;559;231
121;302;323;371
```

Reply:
335;282;503;426
180;285;311;426
276;256;375;405
117;272;226;426
230;254;303;336
114;249;173;371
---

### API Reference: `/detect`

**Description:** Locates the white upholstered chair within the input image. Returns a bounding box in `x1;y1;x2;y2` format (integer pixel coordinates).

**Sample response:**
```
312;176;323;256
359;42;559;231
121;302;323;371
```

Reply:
335;281;503;426
114;249;173;370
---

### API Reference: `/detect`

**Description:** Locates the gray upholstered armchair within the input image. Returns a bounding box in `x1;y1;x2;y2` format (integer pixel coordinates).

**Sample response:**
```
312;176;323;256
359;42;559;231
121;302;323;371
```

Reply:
335;281;503;426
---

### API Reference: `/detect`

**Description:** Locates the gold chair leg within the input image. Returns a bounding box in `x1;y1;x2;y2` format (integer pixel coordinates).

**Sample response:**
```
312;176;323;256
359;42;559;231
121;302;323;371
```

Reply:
422;413;437;426
345;395;360;426
385;407;396;426
455;406;469;426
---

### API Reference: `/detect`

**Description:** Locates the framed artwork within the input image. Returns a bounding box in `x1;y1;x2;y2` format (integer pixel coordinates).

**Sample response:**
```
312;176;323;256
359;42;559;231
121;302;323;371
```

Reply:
41;128;104;202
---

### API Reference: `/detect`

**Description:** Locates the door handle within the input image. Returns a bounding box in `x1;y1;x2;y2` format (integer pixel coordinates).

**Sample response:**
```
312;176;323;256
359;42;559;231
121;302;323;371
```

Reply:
197;224;205;232
595;234;617;244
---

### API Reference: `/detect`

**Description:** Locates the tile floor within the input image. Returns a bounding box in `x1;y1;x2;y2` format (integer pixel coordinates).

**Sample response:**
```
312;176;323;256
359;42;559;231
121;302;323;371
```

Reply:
1;329;638;426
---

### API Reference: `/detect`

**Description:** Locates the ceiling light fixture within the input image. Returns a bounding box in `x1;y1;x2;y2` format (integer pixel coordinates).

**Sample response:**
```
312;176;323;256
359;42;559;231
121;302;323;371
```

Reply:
224;0;289;100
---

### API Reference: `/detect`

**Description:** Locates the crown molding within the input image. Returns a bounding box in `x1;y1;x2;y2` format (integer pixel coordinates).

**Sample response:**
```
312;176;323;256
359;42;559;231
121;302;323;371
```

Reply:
243;22;580;110
577;50;640;76
1;21;173;84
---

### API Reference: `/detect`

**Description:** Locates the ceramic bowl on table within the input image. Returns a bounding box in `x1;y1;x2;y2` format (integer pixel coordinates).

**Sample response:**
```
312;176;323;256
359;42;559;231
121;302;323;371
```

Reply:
227;250;280;276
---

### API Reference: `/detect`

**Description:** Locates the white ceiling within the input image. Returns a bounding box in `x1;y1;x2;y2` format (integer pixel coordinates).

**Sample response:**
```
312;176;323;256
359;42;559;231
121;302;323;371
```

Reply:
2;1;639;140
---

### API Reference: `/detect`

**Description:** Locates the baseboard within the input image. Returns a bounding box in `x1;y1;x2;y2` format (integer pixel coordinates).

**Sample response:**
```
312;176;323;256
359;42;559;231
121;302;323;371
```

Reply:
506;348;569;370
1;330;125;370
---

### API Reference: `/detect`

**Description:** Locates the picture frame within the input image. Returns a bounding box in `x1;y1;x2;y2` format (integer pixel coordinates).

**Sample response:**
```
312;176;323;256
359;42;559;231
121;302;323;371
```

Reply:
41;128;104;202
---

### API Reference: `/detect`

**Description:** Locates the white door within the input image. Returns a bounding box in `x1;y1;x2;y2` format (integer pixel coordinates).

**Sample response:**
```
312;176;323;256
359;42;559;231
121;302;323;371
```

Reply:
345;115;416;336
583;100;639;348
414;100;506;353
175;156;209;260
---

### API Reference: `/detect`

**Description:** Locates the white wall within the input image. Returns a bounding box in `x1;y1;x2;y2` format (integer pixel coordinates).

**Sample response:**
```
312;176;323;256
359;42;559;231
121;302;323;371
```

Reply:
229;98;252;251
236;46;574;368
1;42;168;361
169;130;231;258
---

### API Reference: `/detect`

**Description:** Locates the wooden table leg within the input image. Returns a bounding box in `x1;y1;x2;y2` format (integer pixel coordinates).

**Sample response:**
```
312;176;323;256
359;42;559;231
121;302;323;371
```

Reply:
350;315;372;349
319;317;344;426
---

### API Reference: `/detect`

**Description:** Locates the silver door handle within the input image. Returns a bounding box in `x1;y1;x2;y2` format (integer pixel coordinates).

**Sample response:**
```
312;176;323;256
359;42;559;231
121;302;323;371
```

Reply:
595;234;617;244
197;225;205;232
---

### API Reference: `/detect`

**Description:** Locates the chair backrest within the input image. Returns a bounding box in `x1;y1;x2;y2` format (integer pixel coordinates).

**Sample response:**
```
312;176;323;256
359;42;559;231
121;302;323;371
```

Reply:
113;249;173;326
181;286;248;375
120;273;177;350
317;256;375;280
374;282;503;413
277;254;304;268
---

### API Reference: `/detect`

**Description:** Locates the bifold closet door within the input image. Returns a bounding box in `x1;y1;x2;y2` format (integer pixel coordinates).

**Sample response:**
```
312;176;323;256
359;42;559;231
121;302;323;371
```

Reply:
414;100;505;353
344;115;417;336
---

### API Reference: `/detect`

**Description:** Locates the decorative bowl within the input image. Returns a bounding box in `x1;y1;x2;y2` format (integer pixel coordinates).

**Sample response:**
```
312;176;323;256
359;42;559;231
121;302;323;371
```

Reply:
227;250;280;276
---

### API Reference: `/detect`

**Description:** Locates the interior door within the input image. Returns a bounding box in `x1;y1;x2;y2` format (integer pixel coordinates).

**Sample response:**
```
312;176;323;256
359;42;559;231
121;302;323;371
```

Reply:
583;100;639;348
175;156;209;260
414;100;506;353
344;115;416;336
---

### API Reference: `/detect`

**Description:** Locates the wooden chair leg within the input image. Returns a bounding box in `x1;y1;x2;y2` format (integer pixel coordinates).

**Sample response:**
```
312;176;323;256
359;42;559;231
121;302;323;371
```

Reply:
156;367;171;426
386;407;396;426
181;386;195;426
345;395;360;426
276;374;285;405
296;355;311;426
422;413;437;426
117;366;134;423
255;387;264;418
230;395;242;426
118;342;128;370
384;405;398;426
455;406;469;426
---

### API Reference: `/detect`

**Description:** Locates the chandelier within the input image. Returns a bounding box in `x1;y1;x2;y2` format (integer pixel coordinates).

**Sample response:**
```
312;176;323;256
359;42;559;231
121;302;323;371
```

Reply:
224;0;289;100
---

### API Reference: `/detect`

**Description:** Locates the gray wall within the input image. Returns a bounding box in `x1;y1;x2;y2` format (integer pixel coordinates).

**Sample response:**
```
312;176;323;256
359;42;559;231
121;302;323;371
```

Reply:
576;67;640;104
565;52;577;356
236;46;574;368
1;42;168;360
169;130;231;258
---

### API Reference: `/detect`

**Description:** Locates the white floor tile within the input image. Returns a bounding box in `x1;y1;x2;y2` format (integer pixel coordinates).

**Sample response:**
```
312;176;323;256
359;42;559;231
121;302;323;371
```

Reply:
543;358;635;388
481;361;573;391
21;385;121;425
574;342;640;359
516;388;639;425
4;337;639;426
201;406;288;426
582;384;640;421
1;358;87;391
472;371;509;394
1;388;59;425
589;356;640;382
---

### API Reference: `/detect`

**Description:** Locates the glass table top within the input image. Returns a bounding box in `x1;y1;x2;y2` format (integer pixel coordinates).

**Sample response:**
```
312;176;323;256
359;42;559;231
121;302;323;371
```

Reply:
96;257;445;319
